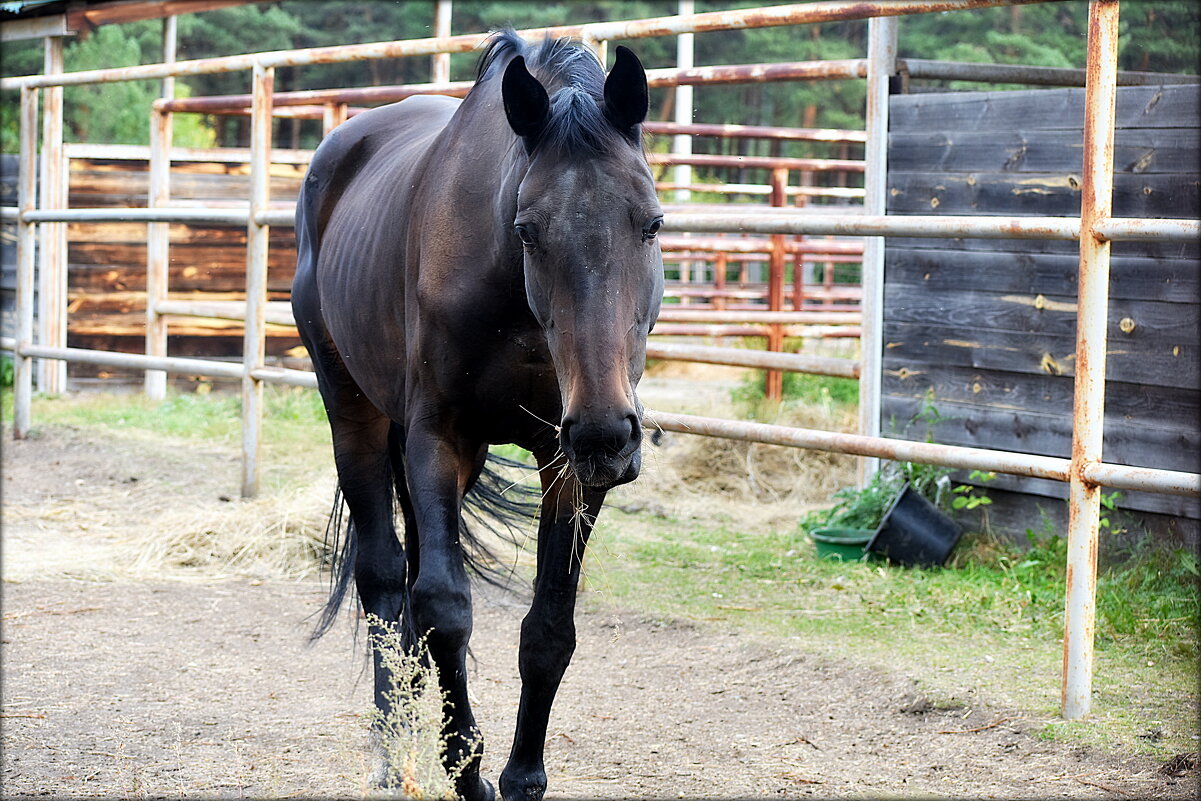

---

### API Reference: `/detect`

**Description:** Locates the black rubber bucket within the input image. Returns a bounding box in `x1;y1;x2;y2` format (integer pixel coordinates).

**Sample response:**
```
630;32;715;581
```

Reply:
866;482;963;567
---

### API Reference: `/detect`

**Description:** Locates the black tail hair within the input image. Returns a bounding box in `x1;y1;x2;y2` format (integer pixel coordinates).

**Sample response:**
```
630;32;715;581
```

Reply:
309;450;542;642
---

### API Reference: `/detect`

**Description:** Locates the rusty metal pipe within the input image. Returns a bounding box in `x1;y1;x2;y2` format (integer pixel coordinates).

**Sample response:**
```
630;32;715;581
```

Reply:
159;60;868;114
645;342;859;378
23;207;250;224
1063;0;1120;722
14;343;245;379
648;152;864;172
13;87;38;439
1092;217;1200;241
644;121;866;143
644;410;1073;481
901;57;1201;87
663;213;1082;239
656;309;858;324
1083;462;1200;498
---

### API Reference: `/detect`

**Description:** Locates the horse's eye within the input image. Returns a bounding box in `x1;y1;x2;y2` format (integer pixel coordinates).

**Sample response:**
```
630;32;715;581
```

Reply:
514;224;537;248
642;217;663;242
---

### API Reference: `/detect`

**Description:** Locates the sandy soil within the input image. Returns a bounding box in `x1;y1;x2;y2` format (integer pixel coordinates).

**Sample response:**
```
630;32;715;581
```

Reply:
2;419;1197;800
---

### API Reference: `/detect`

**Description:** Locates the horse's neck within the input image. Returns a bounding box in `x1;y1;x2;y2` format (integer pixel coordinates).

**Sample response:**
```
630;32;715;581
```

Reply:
422;82;527;277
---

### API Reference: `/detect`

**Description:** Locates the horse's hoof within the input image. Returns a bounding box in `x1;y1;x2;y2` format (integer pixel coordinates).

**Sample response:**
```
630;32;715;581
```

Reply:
459;775;496;801
499;769;546;801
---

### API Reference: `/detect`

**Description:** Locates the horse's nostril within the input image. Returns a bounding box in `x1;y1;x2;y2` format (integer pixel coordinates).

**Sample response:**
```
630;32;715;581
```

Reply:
626;413;641;446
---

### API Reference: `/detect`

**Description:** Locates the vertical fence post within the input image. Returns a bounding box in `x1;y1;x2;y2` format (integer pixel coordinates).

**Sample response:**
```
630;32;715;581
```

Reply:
673;0;695;203
713;251;728;311
859;15;897;481
242;62;274;498
14;87;40;439
765;166;789;400
146;15;177;400
37;35;66;395
322;102;348;137
431;0;452;83
583;34;607;66
1062;0;1120;721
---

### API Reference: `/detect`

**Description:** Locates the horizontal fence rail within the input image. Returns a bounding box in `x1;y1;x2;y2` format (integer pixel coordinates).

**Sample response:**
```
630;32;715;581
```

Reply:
13;205;1198;244
0;0;1030;90
3;334;1192;501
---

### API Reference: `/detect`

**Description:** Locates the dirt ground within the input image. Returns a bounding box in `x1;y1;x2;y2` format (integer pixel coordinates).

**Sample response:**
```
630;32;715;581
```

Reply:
2;416;1197;800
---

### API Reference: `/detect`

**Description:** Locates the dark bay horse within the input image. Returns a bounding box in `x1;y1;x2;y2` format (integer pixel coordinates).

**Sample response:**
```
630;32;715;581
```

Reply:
292;30;663;801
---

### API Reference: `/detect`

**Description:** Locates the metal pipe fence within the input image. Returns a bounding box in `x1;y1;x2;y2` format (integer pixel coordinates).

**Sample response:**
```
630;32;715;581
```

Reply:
3;0;1198;722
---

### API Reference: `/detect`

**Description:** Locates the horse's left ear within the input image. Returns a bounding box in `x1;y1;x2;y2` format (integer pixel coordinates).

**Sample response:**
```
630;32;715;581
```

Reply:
603;45;649;134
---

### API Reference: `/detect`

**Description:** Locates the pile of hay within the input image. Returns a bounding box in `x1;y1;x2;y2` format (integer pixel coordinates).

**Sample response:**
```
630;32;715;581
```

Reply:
616;398;858;532
129;478;337;580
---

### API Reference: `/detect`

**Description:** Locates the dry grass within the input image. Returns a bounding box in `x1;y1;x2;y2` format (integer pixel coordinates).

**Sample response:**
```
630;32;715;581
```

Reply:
126;478;337;580
615;398;858;533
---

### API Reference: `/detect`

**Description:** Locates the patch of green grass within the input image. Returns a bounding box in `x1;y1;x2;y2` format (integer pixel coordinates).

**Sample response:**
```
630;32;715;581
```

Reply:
15;387;333;492
586;510;1199;755
732;367;860;411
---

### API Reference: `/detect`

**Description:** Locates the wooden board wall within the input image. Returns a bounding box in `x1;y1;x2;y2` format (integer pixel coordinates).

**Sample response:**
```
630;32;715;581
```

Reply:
65;157;306;373
883;84;1200;531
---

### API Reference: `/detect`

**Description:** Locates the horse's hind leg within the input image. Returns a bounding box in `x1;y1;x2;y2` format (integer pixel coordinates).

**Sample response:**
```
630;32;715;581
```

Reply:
500;457;603;801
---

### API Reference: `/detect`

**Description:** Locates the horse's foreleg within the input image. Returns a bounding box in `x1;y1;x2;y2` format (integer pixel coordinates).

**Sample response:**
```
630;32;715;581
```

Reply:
403;425;494;801
500;467;604;801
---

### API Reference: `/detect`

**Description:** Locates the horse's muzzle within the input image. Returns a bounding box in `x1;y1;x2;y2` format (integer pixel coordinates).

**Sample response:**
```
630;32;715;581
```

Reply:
560;412;642;490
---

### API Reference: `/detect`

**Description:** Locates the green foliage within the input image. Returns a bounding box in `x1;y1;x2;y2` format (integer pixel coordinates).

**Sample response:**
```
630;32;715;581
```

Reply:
804;399;998;532
951;471;995;511
0;355;12;388
0;23;216;150
805;467;901;531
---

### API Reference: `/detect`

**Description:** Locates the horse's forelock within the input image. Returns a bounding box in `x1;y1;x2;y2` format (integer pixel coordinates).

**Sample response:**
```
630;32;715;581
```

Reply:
479;30;635;158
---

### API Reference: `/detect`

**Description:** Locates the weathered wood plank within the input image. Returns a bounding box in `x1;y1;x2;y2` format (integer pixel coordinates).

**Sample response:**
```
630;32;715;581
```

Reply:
883;395;1201;518
959;475;1200;535
886;171;1200;218
889;84;1200;132
888;128;1201;175
885;248;1200;304
882;321;1199;390
890;236;1197;261
882;365;1199;434
882;395;1198;470
70;172;302;203
884;284;1198;340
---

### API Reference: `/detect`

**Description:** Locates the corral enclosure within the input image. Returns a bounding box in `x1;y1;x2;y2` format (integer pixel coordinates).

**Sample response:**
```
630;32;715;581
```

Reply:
0;1;1196;552
882;83;1200;539
4;83;1197;540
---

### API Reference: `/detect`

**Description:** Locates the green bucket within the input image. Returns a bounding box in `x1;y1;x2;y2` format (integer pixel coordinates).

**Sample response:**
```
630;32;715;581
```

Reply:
809;527;875;562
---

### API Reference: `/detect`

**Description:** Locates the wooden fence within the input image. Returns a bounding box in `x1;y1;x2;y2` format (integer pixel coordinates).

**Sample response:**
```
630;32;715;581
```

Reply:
882;83;1200;537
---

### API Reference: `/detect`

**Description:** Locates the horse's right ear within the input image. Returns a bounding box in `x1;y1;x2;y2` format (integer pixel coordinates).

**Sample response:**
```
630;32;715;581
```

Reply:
502;56;549;147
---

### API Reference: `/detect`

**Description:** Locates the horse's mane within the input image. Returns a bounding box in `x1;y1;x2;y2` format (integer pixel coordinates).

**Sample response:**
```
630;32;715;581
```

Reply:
474;29;634;155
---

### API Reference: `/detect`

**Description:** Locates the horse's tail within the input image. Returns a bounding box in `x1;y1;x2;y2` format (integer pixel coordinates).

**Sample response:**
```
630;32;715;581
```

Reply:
459;452;543;590
309;448;541;641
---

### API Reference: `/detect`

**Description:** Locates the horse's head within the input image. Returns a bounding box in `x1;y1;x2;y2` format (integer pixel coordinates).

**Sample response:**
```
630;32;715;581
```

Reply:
502;45;663;490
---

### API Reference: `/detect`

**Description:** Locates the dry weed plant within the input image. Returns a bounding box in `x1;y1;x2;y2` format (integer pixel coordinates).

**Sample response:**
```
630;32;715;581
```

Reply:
366;614;479;800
